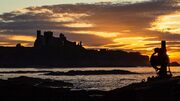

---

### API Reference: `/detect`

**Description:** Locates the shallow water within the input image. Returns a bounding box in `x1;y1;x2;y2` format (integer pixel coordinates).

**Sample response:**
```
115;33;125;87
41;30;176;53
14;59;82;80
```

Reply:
0;67;179;91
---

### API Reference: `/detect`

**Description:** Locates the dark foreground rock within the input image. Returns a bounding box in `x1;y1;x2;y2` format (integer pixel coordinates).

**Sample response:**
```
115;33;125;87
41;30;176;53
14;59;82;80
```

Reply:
0;70;50;74
0;76;105;101
104;76;180;101
45;70;138;76
0;76;73;88
1;76;180;101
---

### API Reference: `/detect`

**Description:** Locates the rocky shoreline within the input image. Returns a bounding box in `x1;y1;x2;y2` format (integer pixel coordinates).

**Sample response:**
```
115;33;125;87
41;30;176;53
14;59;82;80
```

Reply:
44;70;139;76
0;76;180;101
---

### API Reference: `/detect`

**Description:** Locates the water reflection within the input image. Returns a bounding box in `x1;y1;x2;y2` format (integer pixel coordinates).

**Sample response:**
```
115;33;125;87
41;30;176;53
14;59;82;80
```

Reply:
0;67;179;91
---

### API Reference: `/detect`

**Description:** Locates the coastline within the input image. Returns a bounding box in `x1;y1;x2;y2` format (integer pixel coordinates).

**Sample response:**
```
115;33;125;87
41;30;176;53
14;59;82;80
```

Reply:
0;65;147;68
0;76;180;101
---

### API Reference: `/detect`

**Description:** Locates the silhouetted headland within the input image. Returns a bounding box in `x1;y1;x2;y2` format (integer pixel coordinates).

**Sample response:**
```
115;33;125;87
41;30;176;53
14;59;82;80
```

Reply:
0;30;149;67
0;69;138;75
170;62;180;66
45;70;139;76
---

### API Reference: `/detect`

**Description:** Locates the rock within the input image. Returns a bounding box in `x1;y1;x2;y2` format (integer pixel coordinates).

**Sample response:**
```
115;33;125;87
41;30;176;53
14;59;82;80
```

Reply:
103;76;180;101
1;76;180;101
45;70;138;76
2;76;73;88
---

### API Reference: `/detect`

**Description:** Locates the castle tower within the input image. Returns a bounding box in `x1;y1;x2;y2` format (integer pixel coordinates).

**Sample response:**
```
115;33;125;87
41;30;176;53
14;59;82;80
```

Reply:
44;31;53;47
37;30;41;38
79;41;82;46
59;33;66;41
34;30;43;48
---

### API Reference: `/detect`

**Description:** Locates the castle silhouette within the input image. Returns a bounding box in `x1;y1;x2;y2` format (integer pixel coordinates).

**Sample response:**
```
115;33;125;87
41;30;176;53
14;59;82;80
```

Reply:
0;30;149;67
34;30;82;48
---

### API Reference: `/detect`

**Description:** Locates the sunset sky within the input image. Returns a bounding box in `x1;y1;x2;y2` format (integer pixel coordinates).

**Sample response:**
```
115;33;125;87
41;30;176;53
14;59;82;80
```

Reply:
0;0;179;62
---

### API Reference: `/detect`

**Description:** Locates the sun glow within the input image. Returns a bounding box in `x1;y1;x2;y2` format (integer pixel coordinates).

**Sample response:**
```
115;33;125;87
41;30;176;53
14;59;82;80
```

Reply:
113;37;157;49
64;23;94;28
168;51;180;62
149;11;180;34
9;35;35;42
72;31;121;38
0;42;15;46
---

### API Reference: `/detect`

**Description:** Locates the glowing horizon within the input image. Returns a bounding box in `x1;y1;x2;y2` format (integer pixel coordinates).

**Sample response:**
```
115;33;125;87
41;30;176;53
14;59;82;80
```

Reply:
0;0;179;63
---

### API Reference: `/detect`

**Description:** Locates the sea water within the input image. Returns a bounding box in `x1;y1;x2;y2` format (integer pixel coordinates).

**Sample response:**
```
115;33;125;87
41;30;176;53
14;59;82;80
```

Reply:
0;67;180;91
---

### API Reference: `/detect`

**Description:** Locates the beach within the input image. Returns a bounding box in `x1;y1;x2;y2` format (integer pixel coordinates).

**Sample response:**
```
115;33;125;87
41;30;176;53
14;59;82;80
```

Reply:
0;73;180;101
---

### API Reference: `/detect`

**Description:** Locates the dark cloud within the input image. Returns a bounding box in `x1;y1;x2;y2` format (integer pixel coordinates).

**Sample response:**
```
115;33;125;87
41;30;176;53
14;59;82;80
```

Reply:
146;41;180;46
63;33;114;47
143;31;180;41
0;0;179;49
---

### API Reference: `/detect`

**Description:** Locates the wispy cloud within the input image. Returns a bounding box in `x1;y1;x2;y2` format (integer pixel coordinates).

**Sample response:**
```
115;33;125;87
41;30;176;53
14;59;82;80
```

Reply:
0;0;179;61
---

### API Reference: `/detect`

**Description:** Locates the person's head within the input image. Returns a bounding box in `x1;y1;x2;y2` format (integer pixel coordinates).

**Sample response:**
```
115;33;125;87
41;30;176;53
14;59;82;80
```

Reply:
154;48;159;53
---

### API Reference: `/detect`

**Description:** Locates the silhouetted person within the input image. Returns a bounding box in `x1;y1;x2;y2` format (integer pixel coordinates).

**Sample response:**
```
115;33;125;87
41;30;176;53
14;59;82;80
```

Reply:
150;48;160;72
150;41;171;78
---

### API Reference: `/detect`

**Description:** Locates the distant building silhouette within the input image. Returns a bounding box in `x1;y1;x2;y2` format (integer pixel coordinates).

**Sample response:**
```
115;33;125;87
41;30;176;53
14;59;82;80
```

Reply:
0;30;150;67
34;30;82;48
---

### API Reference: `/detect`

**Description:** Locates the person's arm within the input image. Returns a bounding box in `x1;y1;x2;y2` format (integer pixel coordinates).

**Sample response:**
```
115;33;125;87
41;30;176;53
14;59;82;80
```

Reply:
150;53;159;71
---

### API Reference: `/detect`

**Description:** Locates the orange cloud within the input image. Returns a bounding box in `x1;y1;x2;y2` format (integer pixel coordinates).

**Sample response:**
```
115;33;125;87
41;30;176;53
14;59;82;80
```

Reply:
8;35;35;42
0;1;179;62
71;31;121;38
149;11;180;34
63;23;94;28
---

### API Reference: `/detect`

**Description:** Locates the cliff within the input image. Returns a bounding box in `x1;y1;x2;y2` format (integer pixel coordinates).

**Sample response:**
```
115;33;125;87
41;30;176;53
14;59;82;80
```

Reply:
0;47;149;67
0;30;150;67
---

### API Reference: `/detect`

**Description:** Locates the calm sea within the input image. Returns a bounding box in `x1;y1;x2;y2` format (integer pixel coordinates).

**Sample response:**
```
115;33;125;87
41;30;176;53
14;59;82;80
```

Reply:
0;67;180;91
